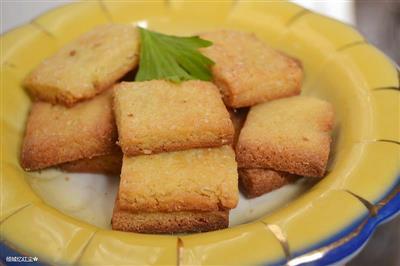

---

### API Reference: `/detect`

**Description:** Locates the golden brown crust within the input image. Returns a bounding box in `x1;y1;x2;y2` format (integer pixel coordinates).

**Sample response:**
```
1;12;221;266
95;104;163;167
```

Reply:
237;142;330;177
239;168;298;198
236;96;334;177
121;139;232;157
200;30;303;108
113;80;234;156
112;199;229;234
59;149;122;175
24;24;140;106
118;146;239;213
20;90;118;171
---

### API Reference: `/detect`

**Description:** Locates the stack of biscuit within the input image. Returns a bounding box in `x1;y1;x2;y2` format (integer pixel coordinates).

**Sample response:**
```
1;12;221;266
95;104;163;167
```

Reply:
21;24;335;234
200;30;334;198
236;97;334;197
110;80;238;233
21;24;140;174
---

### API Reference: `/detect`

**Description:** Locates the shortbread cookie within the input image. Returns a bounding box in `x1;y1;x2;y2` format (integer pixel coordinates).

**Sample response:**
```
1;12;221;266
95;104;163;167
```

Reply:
21;90;117;171
112;199;228;234
200;30;303;108
239;168;298;198
113;80;234;156
24;24;140;106
60;149;122;175
118;145;238;212
236;96;334;177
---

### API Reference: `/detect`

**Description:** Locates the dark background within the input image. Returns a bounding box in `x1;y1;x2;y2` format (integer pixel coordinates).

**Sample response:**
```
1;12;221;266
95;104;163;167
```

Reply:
355;0;399;64
349;1;399;265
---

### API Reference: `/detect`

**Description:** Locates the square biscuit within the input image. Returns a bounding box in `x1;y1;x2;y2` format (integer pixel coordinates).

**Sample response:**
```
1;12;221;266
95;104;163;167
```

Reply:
118;145;238;213
60;148;122;175
24;24;140;106
200;30;303;108
113;80;234;156
112;199;228;234
21;90;117;171
236;96;334;177
239;168;298;198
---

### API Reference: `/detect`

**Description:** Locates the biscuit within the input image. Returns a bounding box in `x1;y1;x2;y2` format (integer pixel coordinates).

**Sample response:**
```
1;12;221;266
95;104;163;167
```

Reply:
112;199;228;234
200;30;303;108
60;148;122;175
21;90;117;171
228;108;248;148
113;80;234;156
239;168;298;198
24;24;140;106
236;96;334;177
118;145;238;213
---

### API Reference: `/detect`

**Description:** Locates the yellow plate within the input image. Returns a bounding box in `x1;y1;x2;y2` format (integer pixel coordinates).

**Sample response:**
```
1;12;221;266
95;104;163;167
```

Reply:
1;1;399;265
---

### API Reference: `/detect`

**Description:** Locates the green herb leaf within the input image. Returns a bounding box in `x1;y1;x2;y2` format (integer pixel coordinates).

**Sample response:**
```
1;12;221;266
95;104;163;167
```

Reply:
135;27;215;83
